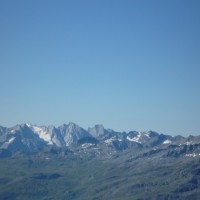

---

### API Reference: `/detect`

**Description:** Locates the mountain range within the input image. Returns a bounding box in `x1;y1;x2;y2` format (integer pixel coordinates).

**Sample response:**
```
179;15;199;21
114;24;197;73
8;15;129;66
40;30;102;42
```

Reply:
0;122;200;158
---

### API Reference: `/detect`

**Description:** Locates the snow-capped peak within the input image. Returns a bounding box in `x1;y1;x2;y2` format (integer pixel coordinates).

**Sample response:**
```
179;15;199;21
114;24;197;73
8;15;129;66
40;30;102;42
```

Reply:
127;135;142;143
126;132;142;143
31;125;53;145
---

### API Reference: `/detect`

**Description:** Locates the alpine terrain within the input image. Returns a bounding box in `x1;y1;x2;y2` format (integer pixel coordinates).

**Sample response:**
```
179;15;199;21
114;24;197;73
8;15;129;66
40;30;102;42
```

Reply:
0;122;200;200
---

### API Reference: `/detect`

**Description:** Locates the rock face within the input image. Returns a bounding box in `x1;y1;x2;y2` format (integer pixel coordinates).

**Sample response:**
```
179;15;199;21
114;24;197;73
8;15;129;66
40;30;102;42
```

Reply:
0;124;47;153
88;124;109;137
0;122;200;157
58;123;92;146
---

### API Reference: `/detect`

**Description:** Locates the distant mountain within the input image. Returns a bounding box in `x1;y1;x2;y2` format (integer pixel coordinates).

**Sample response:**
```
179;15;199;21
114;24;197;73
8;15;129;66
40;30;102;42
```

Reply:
0;124;46;153
0;122;200;158
58;122;92;146
88;124;114;137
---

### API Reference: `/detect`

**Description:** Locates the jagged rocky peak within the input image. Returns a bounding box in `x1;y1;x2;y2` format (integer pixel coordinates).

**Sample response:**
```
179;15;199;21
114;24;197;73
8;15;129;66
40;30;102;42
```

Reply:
10;123;27;131
145;130;159;137
125;130;172;147
88;124;106;137
58;122;85;135
1;123;47;153
8;123;33;135
88;124;117;138
59;122;79;130
68;122;82;131
58;122;92;146
0;122;200;157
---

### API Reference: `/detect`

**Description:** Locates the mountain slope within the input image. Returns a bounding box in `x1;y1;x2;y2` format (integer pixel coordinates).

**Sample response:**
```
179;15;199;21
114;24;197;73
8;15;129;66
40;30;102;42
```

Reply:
0;147;200;200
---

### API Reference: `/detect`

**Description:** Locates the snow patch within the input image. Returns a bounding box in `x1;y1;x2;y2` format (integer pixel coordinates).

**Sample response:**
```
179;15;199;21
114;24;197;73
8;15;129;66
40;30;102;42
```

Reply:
10;129;15;133
105;137;122;144
32;126;52;144
144;132;150;138
185;141;192;145
8;137;15;144
81;143;94;148
185;153;198;157
163;140;172;144
26;123;31;127
105;137;115;144
127;135;141;144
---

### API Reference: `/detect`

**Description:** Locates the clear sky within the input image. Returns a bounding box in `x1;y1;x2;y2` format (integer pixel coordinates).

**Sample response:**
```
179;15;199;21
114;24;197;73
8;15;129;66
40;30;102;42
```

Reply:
0;0;200;136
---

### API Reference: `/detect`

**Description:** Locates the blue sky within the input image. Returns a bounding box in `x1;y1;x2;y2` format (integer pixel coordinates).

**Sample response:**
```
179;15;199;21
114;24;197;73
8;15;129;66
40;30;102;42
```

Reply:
0;0;200;135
